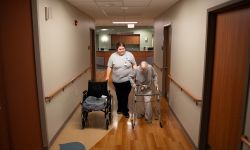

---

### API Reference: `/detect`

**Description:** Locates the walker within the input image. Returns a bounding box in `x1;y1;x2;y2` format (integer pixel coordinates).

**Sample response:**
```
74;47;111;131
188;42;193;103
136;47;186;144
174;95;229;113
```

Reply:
130;85;163;129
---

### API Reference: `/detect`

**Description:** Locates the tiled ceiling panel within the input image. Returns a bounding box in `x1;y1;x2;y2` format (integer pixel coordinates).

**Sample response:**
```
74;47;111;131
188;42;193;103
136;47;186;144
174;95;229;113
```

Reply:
66;0;179;26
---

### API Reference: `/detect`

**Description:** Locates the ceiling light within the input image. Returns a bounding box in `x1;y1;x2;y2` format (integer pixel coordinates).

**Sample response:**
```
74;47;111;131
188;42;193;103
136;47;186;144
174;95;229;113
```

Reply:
127;24;134;28
112;21;138;24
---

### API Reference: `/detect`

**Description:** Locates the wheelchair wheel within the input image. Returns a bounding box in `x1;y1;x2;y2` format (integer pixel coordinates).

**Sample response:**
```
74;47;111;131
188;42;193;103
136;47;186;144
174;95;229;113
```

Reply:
82;111;88;129
109;112;112;124
106;119;109;130
82;119;86;129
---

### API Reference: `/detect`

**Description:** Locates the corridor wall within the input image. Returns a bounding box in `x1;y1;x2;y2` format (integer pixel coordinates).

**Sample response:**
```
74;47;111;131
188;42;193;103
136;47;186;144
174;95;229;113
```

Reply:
36;0;95;144
154;0;231;147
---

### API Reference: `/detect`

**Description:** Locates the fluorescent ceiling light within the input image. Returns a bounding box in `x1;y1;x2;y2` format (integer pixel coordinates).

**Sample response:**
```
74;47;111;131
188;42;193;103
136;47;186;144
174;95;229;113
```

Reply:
127;24;134;28
112;21;138;24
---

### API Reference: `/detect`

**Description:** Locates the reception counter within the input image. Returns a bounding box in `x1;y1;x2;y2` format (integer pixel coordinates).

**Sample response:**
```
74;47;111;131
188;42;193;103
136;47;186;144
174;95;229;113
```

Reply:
96;51;154;68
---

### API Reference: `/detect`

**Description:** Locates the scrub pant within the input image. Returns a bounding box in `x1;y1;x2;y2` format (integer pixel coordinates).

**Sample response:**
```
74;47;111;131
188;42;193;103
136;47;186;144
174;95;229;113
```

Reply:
136;88;152;121
113;81;131;115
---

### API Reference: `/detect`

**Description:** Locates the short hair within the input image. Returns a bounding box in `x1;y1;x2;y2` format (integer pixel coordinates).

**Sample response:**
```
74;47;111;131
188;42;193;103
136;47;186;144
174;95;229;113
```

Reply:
116;42;126;49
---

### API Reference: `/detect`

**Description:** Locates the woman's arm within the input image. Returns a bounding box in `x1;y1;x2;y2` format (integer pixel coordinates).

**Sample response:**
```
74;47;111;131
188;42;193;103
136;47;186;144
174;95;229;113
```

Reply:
105;67;112;81
133;63;137;69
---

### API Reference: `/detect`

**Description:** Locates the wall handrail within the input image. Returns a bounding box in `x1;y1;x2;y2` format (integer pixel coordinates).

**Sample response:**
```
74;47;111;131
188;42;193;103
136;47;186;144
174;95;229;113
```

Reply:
168;74;202;105
45;67;90;102
153;63;163;71
241;135;250;148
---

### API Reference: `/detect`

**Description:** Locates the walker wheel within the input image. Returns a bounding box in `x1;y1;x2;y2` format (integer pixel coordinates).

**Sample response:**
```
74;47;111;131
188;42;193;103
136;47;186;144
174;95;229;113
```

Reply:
160;122;163;128
132;123;135;129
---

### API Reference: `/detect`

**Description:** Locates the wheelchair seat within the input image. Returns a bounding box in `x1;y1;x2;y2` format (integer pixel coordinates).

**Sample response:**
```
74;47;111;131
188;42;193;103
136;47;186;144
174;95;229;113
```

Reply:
80;80;112;129
83;96;107;111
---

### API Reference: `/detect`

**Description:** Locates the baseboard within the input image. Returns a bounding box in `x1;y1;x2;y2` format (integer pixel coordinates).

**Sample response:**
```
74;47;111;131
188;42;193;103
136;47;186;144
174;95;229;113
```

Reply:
168;104;198;149
48;103;81;147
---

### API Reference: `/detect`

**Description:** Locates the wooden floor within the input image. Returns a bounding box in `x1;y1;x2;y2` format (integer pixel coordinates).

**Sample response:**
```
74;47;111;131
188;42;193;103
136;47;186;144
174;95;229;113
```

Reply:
91;70;194;150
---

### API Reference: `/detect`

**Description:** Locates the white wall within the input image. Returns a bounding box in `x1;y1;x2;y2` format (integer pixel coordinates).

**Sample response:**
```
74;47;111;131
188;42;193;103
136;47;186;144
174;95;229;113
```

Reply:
154;0;231;147
37;0;94;143
98;32;111;50
133;29;153;50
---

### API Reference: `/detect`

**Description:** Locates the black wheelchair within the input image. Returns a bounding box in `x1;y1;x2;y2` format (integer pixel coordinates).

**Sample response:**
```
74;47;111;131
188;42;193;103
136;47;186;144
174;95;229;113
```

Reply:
80;80;112;129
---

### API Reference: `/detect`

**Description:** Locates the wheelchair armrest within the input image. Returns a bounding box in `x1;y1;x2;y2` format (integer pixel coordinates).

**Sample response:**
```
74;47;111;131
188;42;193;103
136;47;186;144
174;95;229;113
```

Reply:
81;90;88;104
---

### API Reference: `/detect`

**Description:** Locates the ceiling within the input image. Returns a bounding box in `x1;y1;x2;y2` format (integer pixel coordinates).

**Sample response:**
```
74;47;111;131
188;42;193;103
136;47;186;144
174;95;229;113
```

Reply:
66;0;179;26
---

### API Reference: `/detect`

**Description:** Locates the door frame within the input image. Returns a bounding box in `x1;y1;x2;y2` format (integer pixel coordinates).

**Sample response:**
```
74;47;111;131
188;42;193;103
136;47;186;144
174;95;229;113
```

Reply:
90;28;96;81
162;24;171;98
199;0;250;149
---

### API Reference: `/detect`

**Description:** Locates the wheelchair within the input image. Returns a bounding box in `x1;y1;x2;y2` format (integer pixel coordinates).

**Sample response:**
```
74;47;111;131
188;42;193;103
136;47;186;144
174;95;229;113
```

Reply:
80;80;112;129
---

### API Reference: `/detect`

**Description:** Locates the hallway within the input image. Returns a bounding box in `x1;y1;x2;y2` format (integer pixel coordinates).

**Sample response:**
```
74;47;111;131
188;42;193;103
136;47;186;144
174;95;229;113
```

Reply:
50;70;194;150
1;1;250;150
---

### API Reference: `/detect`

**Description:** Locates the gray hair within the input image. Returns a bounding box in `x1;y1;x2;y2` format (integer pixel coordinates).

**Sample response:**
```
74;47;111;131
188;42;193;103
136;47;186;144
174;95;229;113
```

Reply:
140;61;148;70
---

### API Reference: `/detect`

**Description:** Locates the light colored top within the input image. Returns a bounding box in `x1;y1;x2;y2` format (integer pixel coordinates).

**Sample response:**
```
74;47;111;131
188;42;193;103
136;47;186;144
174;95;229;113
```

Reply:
129;64;158;88
107;51;136;83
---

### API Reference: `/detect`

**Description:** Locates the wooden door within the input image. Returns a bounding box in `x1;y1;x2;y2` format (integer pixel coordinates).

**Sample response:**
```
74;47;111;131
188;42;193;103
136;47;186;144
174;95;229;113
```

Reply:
0;1;43;149
90;28;96;81
0;65;10;150
111;35;121;44
162;25;171;98
200;2;250;150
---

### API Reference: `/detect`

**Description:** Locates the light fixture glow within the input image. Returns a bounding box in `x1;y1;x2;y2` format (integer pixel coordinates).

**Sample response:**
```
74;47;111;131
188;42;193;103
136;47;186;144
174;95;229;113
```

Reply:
112;21;138;24
127;24;134;28
101;35;108;42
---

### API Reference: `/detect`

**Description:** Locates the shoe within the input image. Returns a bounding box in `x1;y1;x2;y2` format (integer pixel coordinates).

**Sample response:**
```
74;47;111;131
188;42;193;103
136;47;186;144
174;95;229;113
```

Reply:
123;113;129;118
137;114;144;119
117;111;122;114
117;109;122;114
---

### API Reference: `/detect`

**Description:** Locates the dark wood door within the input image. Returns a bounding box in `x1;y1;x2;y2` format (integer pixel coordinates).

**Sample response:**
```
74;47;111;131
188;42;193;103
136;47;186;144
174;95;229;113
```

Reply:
208;6;250;150
162;25;171;98
0;1;43;149
0;65;10;150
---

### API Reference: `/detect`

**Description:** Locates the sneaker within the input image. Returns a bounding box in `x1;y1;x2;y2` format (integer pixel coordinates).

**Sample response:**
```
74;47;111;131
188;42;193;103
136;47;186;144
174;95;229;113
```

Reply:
123;113;129;118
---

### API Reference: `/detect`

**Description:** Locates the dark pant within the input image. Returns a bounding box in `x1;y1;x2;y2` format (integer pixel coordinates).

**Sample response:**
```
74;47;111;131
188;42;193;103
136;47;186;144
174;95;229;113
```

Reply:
113;81;131;115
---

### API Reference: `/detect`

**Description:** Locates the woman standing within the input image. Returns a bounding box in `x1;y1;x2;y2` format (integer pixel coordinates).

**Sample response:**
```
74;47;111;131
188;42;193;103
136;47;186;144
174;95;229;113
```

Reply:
105;42;137;118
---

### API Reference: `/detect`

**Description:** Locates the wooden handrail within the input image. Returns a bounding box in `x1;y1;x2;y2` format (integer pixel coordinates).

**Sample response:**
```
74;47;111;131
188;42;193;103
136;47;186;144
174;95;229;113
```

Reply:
45;67;90;102
153;63;162;71
241;135;250;148
168;74;202;105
